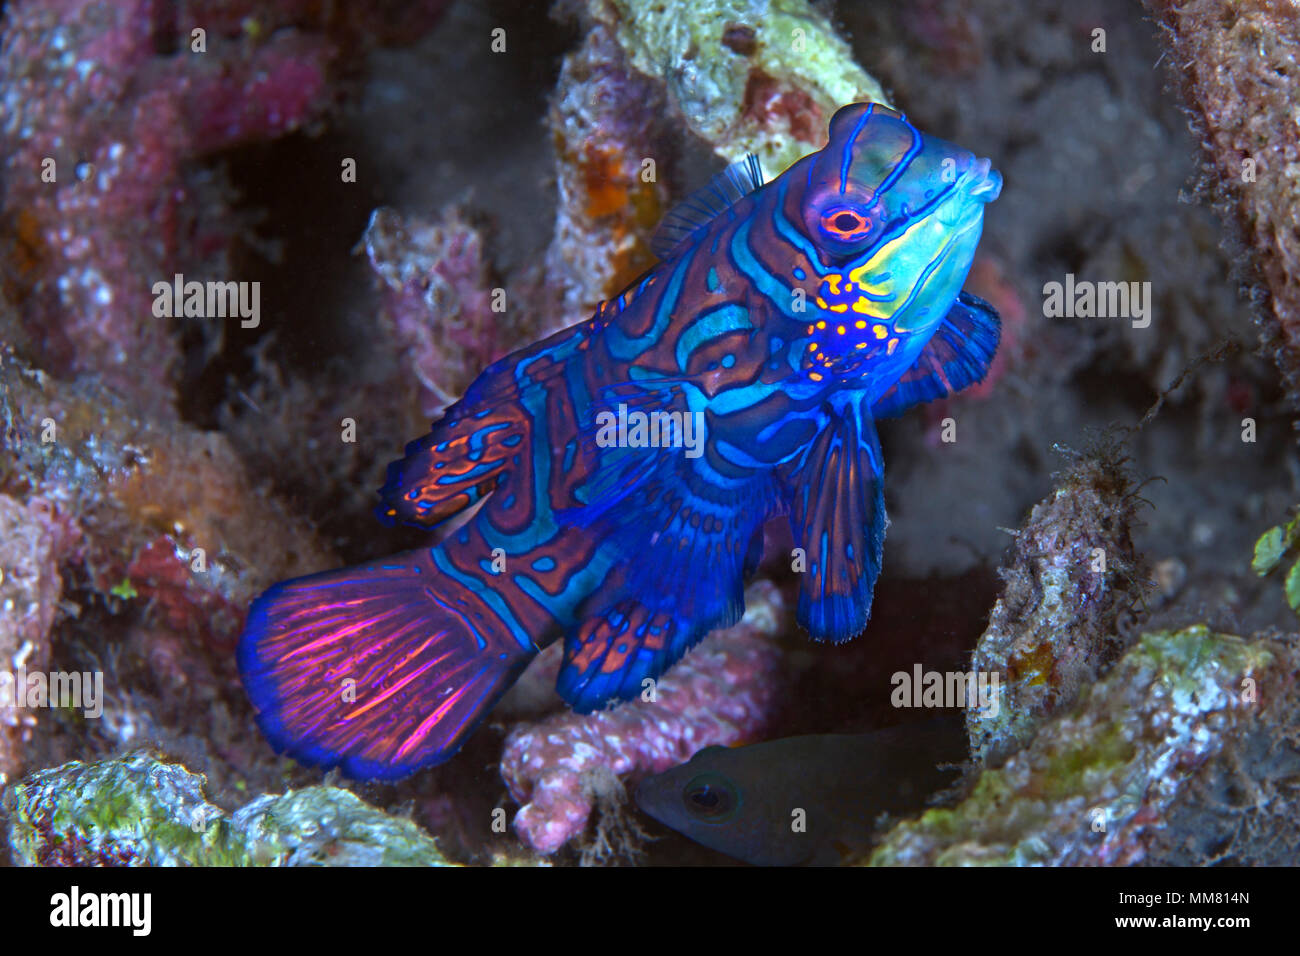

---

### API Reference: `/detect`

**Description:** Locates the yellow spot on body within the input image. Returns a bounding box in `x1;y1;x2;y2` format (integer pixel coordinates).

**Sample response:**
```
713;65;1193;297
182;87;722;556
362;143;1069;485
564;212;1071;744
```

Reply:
874;325;888;339
807;325;815;334
816;320;826;330
826;274;842;295
816;297;828;309
836;325;846;335
809;372;823;381
855;320;867;329
855;342;867;350
829;303;847;313
852;298;871;314
887;337;899;355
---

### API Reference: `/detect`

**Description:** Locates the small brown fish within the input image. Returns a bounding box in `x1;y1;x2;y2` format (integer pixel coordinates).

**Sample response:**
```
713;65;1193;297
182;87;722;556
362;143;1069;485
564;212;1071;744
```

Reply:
634;719;966;865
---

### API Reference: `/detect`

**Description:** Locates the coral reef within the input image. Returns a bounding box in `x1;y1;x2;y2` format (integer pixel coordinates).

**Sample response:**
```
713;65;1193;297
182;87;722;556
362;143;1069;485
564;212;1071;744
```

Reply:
545;13;673;312
0;349;335;623
5;750;454;866
0;347;336;795
0;493;79;785
966;439;1148;764
597;0;889;171
0;0;341;415
1145;0;1300;404
362;206;523;416
546;0;888;312
870;626;1300;865
0;0;1295;869
500;581;787;857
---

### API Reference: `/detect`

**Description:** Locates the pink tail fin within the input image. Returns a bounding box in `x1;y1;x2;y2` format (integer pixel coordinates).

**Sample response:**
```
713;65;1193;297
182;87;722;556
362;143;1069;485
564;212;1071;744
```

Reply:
237;551;536;779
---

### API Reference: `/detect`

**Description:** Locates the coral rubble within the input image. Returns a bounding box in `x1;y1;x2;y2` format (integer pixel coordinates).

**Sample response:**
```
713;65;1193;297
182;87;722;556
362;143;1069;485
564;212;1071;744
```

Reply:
871;626;1300;865
966;441;1148;764
1146;0;1300;404
5;750;454;866
0;493;79;785
500;581;787;857
546;0;889;311
363;206;522;417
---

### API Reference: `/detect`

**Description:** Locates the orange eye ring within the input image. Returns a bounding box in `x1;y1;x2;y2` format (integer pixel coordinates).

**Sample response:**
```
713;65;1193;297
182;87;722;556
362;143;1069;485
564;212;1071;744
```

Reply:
819;207;872;240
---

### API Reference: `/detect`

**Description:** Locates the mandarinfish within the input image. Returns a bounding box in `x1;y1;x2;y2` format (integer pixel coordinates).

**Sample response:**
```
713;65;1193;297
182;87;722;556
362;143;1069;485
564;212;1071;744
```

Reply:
238;103;1003;779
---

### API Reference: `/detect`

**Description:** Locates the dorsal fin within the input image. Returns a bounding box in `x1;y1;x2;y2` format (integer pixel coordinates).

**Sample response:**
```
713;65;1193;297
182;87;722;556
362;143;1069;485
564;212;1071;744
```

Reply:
650;154;765;260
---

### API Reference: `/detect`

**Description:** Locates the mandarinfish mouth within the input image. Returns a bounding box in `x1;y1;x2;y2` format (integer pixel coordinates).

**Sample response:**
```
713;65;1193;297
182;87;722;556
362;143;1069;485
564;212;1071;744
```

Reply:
966;157;1003;202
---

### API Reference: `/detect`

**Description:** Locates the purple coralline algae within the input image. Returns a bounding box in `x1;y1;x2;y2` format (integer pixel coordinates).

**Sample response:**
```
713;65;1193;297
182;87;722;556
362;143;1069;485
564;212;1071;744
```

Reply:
0;0;336;416
0;0;448;417
362;206;523;417
0;493;80;786
500;581;787;856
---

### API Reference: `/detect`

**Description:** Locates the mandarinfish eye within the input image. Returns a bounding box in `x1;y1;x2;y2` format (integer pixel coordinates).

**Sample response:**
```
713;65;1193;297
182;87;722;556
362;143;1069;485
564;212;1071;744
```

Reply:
822;208;869;237
809;202;879;254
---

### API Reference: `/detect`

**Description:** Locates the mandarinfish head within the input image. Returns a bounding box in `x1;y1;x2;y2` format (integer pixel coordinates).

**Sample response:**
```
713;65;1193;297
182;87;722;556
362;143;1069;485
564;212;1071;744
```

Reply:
792;103;1001;372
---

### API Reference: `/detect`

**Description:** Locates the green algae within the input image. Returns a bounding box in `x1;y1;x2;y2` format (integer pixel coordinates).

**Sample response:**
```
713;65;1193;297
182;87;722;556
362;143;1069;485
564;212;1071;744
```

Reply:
5;751;454;867
1251;511;1300;614
233;785;452;867
606;0;889;172
868;627;1281;866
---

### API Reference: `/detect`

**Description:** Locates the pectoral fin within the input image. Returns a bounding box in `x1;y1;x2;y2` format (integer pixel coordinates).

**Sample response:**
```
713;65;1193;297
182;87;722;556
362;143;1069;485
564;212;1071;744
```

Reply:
870;291;1000;418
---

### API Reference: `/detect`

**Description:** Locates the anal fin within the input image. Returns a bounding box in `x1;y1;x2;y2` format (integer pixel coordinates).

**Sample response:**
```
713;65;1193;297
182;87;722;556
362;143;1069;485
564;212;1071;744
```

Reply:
780;402;886;642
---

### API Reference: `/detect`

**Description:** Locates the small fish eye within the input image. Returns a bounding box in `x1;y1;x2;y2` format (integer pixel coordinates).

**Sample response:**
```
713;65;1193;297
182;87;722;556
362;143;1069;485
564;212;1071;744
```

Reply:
682;772;739;821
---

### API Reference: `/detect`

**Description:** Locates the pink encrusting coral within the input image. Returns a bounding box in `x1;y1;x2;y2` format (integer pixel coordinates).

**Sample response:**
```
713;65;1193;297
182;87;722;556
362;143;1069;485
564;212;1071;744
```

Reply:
0;0;342;416
500;581;788;856
362;207;524;417
0;0;449;418
0;494;80;786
